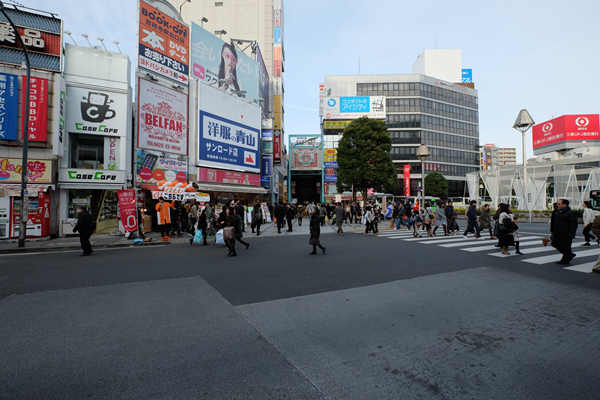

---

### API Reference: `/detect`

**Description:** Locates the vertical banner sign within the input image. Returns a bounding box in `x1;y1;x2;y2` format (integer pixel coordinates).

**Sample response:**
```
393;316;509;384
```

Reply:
139;0;190;85
273;130;282;165
0;73;18;140
117;189;138;232
261;154;273;177
21;76;48;141
403;165;410;197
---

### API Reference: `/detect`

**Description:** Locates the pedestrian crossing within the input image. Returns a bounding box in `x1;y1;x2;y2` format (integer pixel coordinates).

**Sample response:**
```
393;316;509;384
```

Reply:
357;228;599;273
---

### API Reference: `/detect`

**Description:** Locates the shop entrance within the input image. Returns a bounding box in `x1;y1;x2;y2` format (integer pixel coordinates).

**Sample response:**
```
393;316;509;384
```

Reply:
291;173;322;204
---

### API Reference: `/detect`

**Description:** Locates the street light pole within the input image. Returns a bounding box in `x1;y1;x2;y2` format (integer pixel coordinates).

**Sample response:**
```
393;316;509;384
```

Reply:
513;109;535;222
416;144;430;209
0;1;31;247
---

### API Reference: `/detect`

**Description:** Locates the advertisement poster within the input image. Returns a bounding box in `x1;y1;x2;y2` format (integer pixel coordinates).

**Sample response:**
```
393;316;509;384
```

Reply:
0;158;52;183
139;0;189;85
0;73;18;140
21;76;48;141
322;96;386;120
136;148;187;184
292;148;320;169
137;78;188;156
198;110;260;173
257;45;270;118
273;130;282;165
532;114;600;154
117;189;138;232
403;165;410;196
198;167;260;186
66;86;128;137
190;23;259;99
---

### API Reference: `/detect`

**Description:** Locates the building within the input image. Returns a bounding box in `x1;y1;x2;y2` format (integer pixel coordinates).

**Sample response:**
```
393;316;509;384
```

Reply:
322;50;480;198
498;147;517;166
480;144;516;170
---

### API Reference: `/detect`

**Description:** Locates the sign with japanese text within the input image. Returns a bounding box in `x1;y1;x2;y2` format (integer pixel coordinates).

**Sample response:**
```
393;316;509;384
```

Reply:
21;76;48;141
261;129;273;141
532;114;600;155
324;148;337;162
323;96;386;120
0;8;63;72
261;141;273;154
136;148;188;184
324;175;337;183
273;130;282;165
290;136;321;148
0;72;18;140
190;22;259;99
117;189;138;232
403;165;410;196
66;86;128;137
198;110;259;173
151;191;196;201
291;148;321;170
198;167;260;186
261;154;272;177
462;69;473;83
137;77;188;156
0;158;52;183
273;95;281;129
139;0;189;85
324;120;351;131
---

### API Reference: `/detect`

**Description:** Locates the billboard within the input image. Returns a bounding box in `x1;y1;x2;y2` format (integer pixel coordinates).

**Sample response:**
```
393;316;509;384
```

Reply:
22;76;48;141
403;165;410;196
257;45;270;118
291;148;321;170
0;158;52;183
290;136;321;147
198;167;260;186
273;95;282;129
0;72;18;140
137;77;188;155
136;148;187;184
138;0;189;85
532;114;600;155
261;154;273;177
67;86;129;137
198;110;259;173
0;7;63;73
273;130;282;165
323;96;386;119
462;69;473;83
191;23;259;100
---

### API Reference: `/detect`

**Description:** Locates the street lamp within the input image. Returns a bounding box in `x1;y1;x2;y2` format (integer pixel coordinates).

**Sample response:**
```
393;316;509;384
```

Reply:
513;109;535;221
201;17;208;27
416;144;430;208
219;30;227;39
179;0;191;16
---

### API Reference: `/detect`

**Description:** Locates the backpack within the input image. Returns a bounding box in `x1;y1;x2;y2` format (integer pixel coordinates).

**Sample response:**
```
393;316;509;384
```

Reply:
85;214;97;230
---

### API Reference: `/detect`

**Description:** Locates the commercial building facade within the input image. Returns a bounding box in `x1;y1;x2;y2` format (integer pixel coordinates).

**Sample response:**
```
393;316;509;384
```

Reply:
480;144;517;170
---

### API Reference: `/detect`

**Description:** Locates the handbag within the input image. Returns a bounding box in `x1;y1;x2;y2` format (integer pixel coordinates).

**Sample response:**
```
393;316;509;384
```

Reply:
309;236;320;246
402;215;408;220
193;229;203;244
223;226;235;240
215;230;224;244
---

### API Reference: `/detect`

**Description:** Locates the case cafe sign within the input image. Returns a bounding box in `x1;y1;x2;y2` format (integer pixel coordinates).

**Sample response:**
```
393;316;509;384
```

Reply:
59;168;125;183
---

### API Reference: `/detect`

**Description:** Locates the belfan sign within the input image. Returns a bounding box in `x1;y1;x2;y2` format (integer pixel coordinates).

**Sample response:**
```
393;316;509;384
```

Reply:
532;114;599;155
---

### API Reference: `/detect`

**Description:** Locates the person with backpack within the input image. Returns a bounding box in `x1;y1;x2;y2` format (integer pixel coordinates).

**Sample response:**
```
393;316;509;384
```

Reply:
73;205;96;256
590;211;600;273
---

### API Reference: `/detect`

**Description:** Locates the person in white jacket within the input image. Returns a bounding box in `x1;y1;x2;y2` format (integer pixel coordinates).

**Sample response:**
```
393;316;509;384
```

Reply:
362;206;375;235
582;201;599;246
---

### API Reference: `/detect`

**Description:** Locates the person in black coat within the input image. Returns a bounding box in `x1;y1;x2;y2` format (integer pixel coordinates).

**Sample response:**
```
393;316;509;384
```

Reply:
285;203;294;232
234;201;246;232
190;208;208;246
552;198;579;265
274;201;285;233
234;207;250;250
73;205;95;256
309;209;326;255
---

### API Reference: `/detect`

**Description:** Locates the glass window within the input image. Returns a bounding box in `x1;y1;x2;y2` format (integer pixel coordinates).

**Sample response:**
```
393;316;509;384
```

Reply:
69;133;121;170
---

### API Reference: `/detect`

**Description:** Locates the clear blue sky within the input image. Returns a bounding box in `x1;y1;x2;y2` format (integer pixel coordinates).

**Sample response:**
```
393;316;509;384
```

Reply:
22;0;600;163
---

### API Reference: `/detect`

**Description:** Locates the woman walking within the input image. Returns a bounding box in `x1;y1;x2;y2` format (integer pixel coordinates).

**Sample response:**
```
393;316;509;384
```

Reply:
497;204;516;255
581;201;599;246
233;207;250;251
224;208;237;257
423;202;435;237
363;205;374;235
309;209;326;254
479;204;496;239
432;201;447;236
190;208;209;246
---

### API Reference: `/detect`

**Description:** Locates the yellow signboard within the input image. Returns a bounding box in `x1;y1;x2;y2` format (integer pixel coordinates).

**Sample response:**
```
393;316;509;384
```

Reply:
324;149;337;162
273;95;282;129
0;158;53;183
324;120;352;130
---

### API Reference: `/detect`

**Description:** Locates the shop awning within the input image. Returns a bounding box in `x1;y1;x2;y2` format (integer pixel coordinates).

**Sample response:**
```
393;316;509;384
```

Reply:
193;182;268;194
58;183;125;190
0;184;55;196
139;184;158;191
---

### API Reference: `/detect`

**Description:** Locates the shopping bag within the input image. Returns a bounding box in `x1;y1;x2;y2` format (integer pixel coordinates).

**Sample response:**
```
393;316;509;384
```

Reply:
390;219;394;228
325;216;329;222
193;229;203;244
223;226;235;240
215;230;224;244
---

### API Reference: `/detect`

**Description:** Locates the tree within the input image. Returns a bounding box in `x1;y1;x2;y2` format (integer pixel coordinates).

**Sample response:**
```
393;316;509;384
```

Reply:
336;117;397;201
424;172;448;197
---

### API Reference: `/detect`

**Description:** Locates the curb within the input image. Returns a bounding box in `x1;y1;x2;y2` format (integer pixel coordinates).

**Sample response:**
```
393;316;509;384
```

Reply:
0;240;170;255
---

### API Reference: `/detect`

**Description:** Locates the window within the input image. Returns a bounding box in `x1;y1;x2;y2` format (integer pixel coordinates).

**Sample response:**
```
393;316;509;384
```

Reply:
70;133;120;170
215;2;223;6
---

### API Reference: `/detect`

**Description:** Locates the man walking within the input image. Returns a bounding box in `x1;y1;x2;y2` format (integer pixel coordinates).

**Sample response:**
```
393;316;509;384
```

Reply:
334;202;345;235
274;201;285;233
463;200;484;240
392;201;400;230
445;200;458;235
296;202;305;226
73;205;95;256
552;199;578;265
285;203;294;232
306;201;316;223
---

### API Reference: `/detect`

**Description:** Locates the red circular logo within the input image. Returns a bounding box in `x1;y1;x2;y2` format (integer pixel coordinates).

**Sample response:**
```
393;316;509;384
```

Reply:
153;169;165;181
326;113;331;118
176;171;187;182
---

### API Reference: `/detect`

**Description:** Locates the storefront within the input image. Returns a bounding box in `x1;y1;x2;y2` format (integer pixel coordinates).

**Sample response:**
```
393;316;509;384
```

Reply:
194;167;267;207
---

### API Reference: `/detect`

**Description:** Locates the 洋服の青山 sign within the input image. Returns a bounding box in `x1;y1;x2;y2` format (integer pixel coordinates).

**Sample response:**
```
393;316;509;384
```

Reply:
0;158;52;182
137;78;188;156
532;114;600;155
117;189;138;232
22;76;48;141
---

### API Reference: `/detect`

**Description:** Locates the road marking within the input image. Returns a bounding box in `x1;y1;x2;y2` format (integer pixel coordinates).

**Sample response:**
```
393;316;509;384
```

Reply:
462;238;569;252
563;262;595;273
440;236;543;249
0;245;166;257
521;248;600;265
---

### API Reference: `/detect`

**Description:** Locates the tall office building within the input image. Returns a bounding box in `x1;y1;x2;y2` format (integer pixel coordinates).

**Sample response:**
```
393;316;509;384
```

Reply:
481;145;517;170
323;50;480;197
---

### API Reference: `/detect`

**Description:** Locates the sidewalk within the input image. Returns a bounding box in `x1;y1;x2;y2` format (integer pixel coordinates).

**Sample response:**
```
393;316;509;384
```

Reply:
0;218;396;254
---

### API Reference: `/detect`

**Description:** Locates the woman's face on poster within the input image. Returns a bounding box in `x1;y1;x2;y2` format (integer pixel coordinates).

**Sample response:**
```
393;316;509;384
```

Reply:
222;47;237;72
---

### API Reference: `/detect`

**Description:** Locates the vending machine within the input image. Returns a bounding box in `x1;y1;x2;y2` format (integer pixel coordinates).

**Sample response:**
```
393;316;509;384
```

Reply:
10;192;51;238
0;196;10;239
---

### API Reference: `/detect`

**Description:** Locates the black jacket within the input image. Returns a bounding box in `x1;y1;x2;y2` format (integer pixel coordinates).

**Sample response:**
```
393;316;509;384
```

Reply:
198;214;208;230
73;210;94;235
552;206;578;238
274;204;285;220
234;214;243;238
285;207;294;219
310;214;321;236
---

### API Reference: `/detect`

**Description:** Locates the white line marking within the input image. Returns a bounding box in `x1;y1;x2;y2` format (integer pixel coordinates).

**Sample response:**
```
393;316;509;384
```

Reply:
521;248;600;265
563;262;595;273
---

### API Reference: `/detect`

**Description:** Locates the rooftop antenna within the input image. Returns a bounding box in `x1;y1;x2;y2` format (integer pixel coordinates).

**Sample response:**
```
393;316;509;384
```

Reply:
112;40;121;53
81;33;92;48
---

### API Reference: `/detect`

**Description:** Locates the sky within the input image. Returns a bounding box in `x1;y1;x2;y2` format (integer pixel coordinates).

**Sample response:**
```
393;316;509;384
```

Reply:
18;0;600;164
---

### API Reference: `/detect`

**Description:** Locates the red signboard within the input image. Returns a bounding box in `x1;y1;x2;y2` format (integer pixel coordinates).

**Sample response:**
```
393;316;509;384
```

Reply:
198;167;260;186
21;76;48;142
403;165;410;196
273;130;282;165
1;27;62;57
532;114;600;150
117;189;138;232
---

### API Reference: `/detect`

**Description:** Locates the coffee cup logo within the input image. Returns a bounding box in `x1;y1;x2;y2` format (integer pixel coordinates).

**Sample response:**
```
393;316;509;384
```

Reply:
81;92;116;123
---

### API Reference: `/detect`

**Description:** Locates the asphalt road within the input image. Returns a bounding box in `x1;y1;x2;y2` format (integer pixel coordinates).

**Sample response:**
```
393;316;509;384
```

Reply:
1;221;599;399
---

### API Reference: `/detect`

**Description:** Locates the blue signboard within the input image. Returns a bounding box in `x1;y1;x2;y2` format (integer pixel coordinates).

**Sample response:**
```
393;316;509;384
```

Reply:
324;162;338;169
261;154;273;177
0;72;18;140
260;176;269;188
324;175;337;183
340;96;370;113
274;27;281;44
261;129;273;141
199;111;260;173
461;69;473;83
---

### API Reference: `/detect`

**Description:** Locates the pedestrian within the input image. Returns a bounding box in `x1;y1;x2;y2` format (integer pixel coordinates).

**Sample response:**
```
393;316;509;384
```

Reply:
306;201;316;223
493;203;506;247
319;203;327;226
296;202;304;226
541;202;559;247
178;202;189;235
445;200;459;235
479;204;496;240
356;202;363;224
274;201;285;233
234;207;250;251
581;201;599;246
551;199;578;265
189;201;198;236
233;201;246;233
155;197;174;242
463;200;484;240
372;205;380;235
590;212;600;273
334;202;345;235
285;203;294;232
497;203;516;255
309;209;326;255
423;202;435;237
190;208;209;246
392;201;400;230
362;205;374;235
345;203;351;224
72;205;95;256
251;202;263;235
432;201;447;236
404;202;414;229
206;202;216;236
412;209;423;237
223;208;237;257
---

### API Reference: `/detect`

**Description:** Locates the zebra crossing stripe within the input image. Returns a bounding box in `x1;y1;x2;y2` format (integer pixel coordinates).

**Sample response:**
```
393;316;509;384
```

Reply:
563;262;595;273
521;248;600;265
488;246;559;257
439;236;543;248
462;237;568;252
